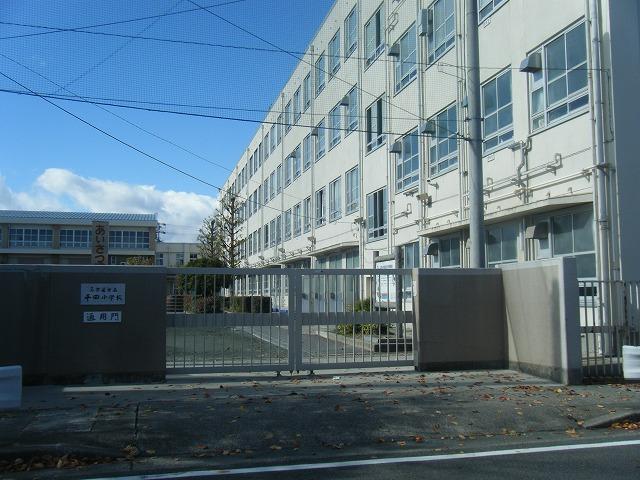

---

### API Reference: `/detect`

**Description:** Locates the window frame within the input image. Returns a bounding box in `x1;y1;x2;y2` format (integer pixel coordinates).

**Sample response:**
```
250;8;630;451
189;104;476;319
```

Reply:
528;22;589;132
345;166;360;215
329;103;342;149
315;52;326;96
344;6;358;58
433;233;461;268
315;187;327;227
396;128;420;191
428;103;458;177
366;187;388;241
481;69;514;154
329;29;341;76
316;119;326;160
365;96;386;153
427;0;456;65
329;176;342;222
364;5;385;68
303;196;312;233
394;24;417;93
303;134;313;171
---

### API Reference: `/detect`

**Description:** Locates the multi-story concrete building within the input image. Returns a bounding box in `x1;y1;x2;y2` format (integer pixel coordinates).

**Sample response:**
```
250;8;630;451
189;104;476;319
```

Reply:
223;0;640;282
0;210;158;265
155;242;201;267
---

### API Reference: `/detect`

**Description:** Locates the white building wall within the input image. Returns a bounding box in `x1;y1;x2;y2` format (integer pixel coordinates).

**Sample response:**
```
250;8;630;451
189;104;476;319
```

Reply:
222;0;638;281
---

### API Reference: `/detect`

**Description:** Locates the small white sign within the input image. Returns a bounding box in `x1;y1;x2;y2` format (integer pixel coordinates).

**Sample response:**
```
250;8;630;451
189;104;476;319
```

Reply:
375;260;397;305
80;283;126;305
83;311;122;323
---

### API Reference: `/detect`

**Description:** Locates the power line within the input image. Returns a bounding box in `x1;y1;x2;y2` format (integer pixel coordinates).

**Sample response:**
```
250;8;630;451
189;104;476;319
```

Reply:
0;66;362;227
0;0;252;41
185;0;464;144
0;87;424;123
0;86;460;141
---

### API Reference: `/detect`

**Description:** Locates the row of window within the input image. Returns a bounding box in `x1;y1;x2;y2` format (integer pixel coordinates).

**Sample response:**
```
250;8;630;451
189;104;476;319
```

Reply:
3;228;150;249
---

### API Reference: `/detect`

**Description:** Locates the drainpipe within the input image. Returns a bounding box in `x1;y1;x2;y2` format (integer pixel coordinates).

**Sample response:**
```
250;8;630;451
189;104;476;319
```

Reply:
588;0;610;286
515;138;531;201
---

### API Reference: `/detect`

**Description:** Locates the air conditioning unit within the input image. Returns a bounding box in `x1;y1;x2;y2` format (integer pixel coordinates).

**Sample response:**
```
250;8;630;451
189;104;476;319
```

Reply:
520;52;542;73
421;120;437;136
340;95;350;107
389;140;403;154
418;9;433;37
387;43;400;57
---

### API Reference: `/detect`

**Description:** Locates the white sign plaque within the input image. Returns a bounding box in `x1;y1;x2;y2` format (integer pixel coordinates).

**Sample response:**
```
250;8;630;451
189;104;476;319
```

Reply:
80;283;126;305
83;311;122;323
375;259;397;305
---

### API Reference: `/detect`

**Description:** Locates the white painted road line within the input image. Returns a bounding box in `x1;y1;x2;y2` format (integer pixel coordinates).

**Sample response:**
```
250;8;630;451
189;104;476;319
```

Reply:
85;439;640;480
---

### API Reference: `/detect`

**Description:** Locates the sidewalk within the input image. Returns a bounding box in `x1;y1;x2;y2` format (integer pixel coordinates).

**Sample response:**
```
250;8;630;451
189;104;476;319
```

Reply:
1;369;639;479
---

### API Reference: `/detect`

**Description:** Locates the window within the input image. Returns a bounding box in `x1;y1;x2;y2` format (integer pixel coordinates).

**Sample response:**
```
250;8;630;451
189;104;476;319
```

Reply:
175;253;184;266
316;119;326;160
270;125;276;153
293;203;302;237
285;101;292;133
303;134;313;170
479;0;506;22
395;24;417;92
315;187;326;227
329;103;342;149
303;196;312;233
155;253;164;266
276;215;282;244
529;23;588;131
346;86;358;133
190;253;198;261
427;0;455;64
367;187;387;240
284;209;292;240
396;129;420;191
345;166;359;214
329;30;341;76
434;234;461;268
257;227;262;252
402;242;420;268
428;104;458;176
264;132;270;159
487;223;518;266
365;6;385;66
60;229;91;248
264;223;270;249
109;230;150;249
303;73;312;111
545;209;595;278
263;179;269;205
366;97;385;152
269;173;275;201
329;177;342;221
285;155;292;187
9;228;53;248
345;6;358;58
316;53;326;96
293;144;301;179
258;142;263;167
482;70;513;153
293;88;301;123
276;164;282;193
276;115;282;145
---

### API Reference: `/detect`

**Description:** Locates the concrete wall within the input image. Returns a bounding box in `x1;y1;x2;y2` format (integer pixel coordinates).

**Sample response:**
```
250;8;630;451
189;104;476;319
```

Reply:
412;269;506;371
500;258;581;384
0;265;166;384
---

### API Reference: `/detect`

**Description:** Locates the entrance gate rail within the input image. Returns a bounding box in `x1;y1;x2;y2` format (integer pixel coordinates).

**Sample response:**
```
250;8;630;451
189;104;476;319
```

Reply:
165;268;415;374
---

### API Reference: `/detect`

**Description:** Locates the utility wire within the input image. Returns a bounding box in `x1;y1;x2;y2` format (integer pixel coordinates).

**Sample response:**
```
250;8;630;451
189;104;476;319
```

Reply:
185;0;457;139
0;85;459;141
0;66;363;227
0;0;251;40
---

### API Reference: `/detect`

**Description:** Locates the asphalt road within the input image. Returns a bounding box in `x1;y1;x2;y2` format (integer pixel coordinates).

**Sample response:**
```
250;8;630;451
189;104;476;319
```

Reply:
89;440;640;480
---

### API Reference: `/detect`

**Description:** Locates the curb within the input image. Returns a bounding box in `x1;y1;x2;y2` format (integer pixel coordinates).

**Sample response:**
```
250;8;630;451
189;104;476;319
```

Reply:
582;410;640;429
0;443;123;460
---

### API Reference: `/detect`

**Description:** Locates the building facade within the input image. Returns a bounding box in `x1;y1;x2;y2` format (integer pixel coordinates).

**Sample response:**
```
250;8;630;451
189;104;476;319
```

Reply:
223;0;640;282
0;211;158;265
155;242;201;267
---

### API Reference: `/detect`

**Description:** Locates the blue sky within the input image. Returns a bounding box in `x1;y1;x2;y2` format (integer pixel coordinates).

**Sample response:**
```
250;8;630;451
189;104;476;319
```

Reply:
0;0;334;240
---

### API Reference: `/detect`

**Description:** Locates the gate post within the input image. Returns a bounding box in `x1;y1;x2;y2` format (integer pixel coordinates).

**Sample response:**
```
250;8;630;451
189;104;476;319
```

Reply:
288;270;302;372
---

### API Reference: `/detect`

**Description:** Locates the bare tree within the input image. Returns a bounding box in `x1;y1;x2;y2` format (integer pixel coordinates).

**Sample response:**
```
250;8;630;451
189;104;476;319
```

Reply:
197;212;223;262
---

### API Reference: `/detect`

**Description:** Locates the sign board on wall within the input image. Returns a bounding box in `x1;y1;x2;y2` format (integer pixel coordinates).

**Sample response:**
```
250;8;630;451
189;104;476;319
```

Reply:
374;259;396;306
81;283;126;305
91;221;109;265
83;311;122;323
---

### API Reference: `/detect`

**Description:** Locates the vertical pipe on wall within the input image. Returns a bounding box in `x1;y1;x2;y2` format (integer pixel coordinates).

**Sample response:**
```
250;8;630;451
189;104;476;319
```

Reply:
464;0;485;268
588;0;610;286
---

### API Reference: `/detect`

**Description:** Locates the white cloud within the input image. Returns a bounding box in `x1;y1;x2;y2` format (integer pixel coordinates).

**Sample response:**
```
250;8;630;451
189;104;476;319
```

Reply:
0;168;218;242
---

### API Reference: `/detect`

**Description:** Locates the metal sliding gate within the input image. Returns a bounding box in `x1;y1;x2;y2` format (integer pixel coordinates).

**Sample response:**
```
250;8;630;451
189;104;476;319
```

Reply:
165;268;415;374
579;280;640;379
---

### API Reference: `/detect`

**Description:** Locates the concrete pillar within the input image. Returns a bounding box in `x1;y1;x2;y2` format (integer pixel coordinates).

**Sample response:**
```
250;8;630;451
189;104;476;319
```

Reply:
52;225;61;249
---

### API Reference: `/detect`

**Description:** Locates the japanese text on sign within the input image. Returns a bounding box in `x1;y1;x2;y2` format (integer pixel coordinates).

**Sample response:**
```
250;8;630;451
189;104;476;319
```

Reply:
83;311;122;323
80;283;126;305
